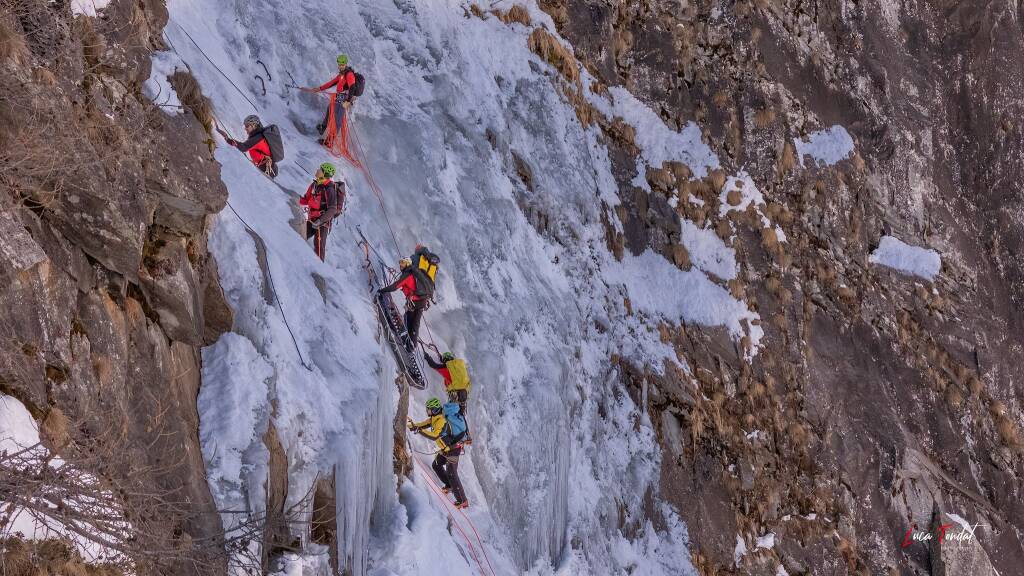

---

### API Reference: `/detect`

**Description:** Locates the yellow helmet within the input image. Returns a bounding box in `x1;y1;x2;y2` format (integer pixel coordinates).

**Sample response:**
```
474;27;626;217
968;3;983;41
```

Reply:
399;257;412;269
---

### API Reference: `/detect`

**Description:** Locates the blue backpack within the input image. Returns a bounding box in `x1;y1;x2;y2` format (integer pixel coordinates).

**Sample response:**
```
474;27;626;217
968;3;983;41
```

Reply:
442;402;467;444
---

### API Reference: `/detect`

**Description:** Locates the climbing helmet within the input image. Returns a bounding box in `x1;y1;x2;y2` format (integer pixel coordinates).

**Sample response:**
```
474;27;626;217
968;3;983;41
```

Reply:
243;114;262;130
319;162;336;178
399;257;413;269
441;352;455;363
426;397;442;411
337;54;349;67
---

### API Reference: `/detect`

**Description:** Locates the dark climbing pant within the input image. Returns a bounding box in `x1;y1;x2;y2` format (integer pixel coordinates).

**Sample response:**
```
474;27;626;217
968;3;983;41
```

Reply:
403;299;426;346
305;221;331;261
432;449;466;504
317;97;347;135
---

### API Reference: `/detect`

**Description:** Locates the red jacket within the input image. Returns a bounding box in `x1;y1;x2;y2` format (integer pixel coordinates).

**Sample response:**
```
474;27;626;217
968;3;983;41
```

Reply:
247;139;271;166
319;69;357;100
299;179;344;224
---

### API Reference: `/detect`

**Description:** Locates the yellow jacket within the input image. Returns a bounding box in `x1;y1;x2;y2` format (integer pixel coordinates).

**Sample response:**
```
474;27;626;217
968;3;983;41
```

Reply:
410;414;450;450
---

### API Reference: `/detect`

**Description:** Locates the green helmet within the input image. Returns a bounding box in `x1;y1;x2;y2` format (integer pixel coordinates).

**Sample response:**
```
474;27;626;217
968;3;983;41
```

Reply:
336;54;349;66
441;352;455;363
319;162;336;178
425;397;442;411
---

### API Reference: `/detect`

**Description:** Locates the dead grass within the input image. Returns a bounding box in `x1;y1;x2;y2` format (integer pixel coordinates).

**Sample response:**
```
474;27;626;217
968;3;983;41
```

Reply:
778;140;796;175
33;66;57;86
754;107;776;128
0;537;125;576
495;4;532;26
0;19;29;65
528;28;579;84
168;70;214;136
469;4;485;18
41;407;71;451
996;415;1021;449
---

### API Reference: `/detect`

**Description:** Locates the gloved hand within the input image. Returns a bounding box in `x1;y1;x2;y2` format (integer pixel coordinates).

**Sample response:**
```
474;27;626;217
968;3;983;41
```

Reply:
342;100;352;109
406;418;415;431
226;138;238;146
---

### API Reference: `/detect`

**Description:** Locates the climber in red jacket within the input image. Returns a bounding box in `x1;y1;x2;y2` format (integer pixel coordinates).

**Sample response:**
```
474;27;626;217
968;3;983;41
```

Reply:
309;54;361;141
378;256;433;352
298;162;345;261
224;115;284;178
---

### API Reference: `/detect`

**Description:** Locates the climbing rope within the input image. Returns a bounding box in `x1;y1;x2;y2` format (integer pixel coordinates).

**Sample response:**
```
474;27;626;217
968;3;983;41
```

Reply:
408;438;490;576
224;201;312;371
170;20;259;112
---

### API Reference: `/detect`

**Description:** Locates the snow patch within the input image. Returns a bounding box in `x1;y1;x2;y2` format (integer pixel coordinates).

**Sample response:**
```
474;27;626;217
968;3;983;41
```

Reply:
795;125;854;167
680;219;736;280
869;235;941;280
143;50;186;115
591;86;720;184
71;0;110;17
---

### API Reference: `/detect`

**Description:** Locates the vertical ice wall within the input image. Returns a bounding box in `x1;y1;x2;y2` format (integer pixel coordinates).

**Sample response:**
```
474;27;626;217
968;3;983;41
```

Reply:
164;0;769;573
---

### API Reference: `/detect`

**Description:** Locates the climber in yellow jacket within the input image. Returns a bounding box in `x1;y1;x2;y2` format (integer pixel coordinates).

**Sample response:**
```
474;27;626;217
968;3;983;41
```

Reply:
424;350;473;444
409;397;469;508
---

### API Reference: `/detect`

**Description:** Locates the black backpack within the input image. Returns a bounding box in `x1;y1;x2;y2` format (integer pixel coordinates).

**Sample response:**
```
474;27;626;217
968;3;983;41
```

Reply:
263;124;285;163
350;71;365;98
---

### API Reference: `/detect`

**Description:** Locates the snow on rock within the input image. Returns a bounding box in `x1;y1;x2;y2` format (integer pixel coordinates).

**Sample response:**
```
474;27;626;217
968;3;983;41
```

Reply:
794;125;855;167
611;250;762;351
869;235;941;280
591;85;720;184
0;394;39;452
680;219;736;280
756;532;776;549
734;535;748;566
71;0;110;17
143;50;186;115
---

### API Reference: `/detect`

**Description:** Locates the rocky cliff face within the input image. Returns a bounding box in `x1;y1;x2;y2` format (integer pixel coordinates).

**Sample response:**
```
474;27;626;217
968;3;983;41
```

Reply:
538;0;1023;574
1;0;230;572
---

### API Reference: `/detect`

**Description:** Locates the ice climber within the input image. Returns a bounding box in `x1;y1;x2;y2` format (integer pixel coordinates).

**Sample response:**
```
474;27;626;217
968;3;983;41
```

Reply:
424;350;473;444
408;397;469;508
224;115;284;178
298;162;345;261
310;54;364;146
377;248;436;351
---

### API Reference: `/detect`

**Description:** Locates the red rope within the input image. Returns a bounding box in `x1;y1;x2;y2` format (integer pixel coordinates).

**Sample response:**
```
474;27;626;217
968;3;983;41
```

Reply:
410;440;495;576
411;452;488;575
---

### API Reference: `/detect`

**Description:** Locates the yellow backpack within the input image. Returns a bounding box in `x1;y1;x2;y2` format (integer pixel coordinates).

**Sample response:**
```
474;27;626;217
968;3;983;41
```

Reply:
446;359;471;391
416;251;439;282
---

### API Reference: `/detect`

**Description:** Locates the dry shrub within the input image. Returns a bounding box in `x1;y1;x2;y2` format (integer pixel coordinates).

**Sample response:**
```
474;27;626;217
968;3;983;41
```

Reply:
945;387;963;410
968;375;984;396
496;4;532;26
469;4;485;18
75;16;105;70
709;169;728;193
0;19;29;65
778;140;796;174
0;537;124;576
564;85;596;127
712;90;729;108
671;243;690;268
33;66;57;86
528;28;579;83
726;188;743;206
41;407;71;450
989;400;1007;417
761;226;780;253
995;415;1021;449
168;70;214;136
715;219;732;241
754;107;776;128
